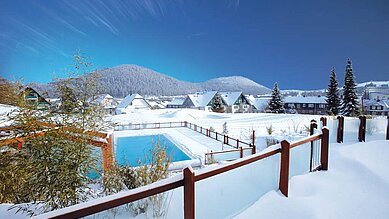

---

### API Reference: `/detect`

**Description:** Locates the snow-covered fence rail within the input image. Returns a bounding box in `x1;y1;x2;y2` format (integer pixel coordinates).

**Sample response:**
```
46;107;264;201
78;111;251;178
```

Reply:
114;121;185;131
36;127;329;219
325;115;389;143
186;121;255;150
204;147;255;164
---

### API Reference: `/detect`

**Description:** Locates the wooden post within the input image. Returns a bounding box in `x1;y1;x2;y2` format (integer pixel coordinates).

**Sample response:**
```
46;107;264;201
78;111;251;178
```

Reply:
252;130;255;146
310;120;317;135
279;140;290;197
309;121;317;172
320;127;330;170
337;116;344;143
237;139;239;148
320;117;327;127
358;115;366;142
200;126;203;134
240;147;243;158
216;132;218;140
184;166;195;219
386;116;389;140
251;143;256;154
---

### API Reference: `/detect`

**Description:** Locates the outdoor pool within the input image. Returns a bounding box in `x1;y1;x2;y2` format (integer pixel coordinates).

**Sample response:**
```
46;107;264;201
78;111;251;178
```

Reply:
115;134;191;167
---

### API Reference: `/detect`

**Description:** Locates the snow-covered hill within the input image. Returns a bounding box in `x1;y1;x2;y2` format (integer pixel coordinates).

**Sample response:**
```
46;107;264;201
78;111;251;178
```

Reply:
31;64;270;98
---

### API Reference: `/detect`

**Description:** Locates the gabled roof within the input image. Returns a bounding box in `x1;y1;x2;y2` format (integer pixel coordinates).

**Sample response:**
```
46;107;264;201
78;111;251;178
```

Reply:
187;91;218;107
219;92;243;105
117;93;148;109
364;99;389;108
251;97;271;110
284;96;326;104
23;87;51;105
167;98;186;106
90;94;113;104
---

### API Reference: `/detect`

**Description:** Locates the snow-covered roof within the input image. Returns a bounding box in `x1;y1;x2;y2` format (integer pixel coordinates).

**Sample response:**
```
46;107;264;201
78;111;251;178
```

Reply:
251;97;271;110
364;99;389;109
90;94;114;104
219;92;243;105
284;96;326;104
116;93;145;109
187;91;218;107
166;98;186;106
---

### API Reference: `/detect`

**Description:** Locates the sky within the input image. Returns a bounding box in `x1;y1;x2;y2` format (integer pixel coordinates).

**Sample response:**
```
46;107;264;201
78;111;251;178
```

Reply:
0;0;388;90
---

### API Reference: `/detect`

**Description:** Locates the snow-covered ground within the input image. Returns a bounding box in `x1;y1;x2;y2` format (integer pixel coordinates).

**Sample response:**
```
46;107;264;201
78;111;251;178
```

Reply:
235;140;389;219
1;107;388;218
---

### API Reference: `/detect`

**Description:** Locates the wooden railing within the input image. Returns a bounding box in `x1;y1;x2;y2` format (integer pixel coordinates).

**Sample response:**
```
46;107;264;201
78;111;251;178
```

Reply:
114;121;256;163
185;122;255;150
36;127;329;219
327;115;389;143
114;121;185;131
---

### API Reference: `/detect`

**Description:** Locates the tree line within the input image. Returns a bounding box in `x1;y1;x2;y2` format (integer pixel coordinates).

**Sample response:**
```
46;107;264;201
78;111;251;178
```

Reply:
267;58;360;117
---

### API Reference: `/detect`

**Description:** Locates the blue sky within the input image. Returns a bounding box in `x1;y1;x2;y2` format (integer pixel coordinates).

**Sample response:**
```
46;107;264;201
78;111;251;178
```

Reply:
0;0;388;89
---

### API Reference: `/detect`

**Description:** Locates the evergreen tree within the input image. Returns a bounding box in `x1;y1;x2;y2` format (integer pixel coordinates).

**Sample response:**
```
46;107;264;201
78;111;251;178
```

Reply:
268;82;285;113
341;58;360;116
326;67;341;115
211;94;225;113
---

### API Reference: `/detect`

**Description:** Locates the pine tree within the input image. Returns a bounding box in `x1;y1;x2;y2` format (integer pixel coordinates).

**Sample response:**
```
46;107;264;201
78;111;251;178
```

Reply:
268;82;285;113
341;58;360;116
326;67;341;115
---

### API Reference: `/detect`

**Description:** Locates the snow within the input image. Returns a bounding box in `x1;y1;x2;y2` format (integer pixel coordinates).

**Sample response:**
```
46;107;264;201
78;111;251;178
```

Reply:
284;95;327;104
2;107;388;218
356;81;389;88
116;94;149;109
219;91;243;105
166;98;185;106
234;140;389;219
187;91;217;107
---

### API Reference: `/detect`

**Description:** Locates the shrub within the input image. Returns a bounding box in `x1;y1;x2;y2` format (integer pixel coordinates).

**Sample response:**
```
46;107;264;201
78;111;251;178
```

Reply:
266;125;274;135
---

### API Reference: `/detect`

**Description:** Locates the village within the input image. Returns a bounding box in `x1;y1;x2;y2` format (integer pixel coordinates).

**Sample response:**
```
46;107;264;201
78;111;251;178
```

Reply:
24;82;389;117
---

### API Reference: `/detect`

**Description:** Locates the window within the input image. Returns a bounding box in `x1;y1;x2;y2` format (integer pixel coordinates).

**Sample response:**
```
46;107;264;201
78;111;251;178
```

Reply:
234;105;238;109
243;105;248;108
302;104;306;107
296;104;301;109
308;104;314;108
319;104;325;108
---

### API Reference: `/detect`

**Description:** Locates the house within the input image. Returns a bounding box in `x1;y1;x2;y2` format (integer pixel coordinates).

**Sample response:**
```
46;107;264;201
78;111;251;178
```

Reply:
90;94;118;115
22;87;51;110
363;99;389;116
147;100;166;109
166;98;186;108
283;96;327;115
219;92;251;113
183;91;224;111
363;85;389;101
115;93;152;114
249;95;272;113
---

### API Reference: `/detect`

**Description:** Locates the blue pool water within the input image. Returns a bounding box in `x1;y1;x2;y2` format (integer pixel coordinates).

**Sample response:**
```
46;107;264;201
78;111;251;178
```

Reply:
116;135;191;167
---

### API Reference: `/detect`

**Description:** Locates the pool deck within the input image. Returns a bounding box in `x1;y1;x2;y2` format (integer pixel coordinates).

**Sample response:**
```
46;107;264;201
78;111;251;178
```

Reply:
113;127;236;160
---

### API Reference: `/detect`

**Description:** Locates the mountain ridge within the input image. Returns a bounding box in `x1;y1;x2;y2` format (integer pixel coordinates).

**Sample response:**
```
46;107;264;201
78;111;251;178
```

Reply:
32;64;271;98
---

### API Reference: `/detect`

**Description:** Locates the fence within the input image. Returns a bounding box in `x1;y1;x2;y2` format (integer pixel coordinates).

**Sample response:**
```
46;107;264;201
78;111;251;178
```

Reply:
36;127;329;219
114;121;185;131
114;121;256;164
323;115;389;143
